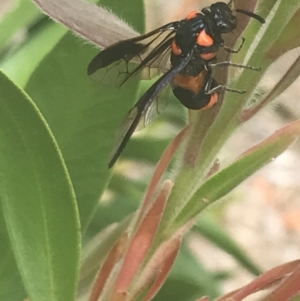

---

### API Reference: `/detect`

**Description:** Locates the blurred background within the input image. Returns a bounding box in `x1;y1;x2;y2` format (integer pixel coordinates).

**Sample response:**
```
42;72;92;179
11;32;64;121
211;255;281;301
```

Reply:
1;0;299;299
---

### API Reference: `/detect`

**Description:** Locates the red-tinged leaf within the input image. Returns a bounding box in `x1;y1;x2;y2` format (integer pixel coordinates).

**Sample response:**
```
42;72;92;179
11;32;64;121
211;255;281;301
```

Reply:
112;180;173;296
216;260;300;301
206;159;220;178
130;237;182;301
238;120;300;160
261;263;300;301
80;224;119;280
142;126;189;213
33;0;138;48
78;219;133;300
131;219;196;299
112;291;127;301
88;234;129;301
140;238;181;301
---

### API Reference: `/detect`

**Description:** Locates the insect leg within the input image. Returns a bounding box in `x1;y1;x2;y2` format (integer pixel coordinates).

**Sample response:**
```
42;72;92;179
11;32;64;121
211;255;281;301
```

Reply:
203;66;214;94
206;85;246;94
223;37;245;53
209;61;261;71
204;64;245;95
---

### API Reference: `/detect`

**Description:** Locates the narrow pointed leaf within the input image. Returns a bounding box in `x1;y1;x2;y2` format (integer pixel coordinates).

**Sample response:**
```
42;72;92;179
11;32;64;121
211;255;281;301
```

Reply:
261;265;300;301
217;260;300;301
33;0;139;48
143;126;189;213
241;54;300;122
139;238;180;301
113;180;172;295
229;0;300;111
171;120;300;230
78;217;133;299
88;234;129;301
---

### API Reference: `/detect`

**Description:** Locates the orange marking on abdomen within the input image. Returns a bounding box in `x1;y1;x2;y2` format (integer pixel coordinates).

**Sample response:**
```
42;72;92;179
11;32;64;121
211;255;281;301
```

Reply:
173;71;207;94
186;10;199;20
200;52;216;60
172;40;182;55
201;92;218;110
197;30;214;47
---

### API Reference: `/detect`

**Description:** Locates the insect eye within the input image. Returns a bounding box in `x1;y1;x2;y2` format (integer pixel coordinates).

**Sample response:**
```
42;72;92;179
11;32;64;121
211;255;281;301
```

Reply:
217;22;230;32
216;16;237;33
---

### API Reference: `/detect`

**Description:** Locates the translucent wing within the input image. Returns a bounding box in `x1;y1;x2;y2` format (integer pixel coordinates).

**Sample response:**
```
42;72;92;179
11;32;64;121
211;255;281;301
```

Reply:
135;85;170;131
108;51;194;168
87;22;178;87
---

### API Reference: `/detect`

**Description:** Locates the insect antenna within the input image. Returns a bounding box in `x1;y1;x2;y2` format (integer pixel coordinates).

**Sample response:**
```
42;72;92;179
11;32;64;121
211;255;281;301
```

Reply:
236;8;265;24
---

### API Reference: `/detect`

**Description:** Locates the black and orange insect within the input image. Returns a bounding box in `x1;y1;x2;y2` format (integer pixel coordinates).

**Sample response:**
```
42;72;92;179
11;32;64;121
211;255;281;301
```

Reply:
87;1;265;168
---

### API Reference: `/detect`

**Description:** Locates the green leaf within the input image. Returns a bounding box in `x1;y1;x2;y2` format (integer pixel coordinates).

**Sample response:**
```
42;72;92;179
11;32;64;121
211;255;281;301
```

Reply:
0;71;81;301
23;0;146;232
0;206;26;301
170;120;300;231
229;0;300;111
100;0;144;33
25;32;141;231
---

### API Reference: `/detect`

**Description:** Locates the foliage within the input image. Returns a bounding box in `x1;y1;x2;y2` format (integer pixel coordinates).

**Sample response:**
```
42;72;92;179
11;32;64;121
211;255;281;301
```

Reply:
0;0;300;301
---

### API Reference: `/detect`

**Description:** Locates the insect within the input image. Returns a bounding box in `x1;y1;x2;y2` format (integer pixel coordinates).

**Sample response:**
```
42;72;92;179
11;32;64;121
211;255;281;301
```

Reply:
87;1;265;168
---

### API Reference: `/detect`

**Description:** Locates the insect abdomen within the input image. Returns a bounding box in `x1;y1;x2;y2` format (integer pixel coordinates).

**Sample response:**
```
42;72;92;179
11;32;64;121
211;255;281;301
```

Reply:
172;72;218;110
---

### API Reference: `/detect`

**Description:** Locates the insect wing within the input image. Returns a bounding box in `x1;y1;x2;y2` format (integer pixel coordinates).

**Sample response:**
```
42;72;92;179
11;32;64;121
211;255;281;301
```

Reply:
136;85;170;130
88;22;178;87
108;51;194;168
